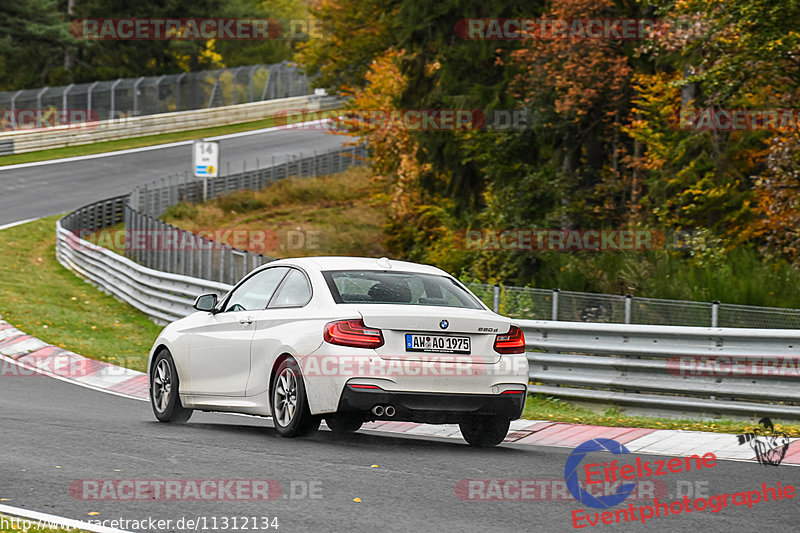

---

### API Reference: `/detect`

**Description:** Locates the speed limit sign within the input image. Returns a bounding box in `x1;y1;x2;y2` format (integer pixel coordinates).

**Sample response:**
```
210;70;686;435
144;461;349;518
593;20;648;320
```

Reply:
193;140;219;178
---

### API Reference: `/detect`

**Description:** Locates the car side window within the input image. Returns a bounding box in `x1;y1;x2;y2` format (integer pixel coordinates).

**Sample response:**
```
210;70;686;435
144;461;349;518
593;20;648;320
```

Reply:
224;267;289;312
269;269;312;308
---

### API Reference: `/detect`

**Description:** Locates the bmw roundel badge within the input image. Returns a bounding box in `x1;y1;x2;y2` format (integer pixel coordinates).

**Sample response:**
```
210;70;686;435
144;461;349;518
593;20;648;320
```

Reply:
440;320;449;330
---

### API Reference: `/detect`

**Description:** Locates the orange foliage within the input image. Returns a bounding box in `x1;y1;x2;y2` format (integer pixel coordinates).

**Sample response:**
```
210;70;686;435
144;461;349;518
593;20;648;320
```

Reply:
507;0;631;118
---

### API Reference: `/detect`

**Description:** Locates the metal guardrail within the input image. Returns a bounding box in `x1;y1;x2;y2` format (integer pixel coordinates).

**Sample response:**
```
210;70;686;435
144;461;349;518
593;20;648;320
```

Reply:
465;283;800;329
521;319;800;421
56;145;367;321
56;222;231;324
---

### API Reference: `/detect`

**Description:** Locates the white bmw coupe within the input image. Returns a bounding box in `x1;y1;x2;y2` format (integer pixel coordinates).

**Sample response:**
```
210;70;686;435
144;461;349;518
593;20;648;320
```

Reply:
148;257;529;446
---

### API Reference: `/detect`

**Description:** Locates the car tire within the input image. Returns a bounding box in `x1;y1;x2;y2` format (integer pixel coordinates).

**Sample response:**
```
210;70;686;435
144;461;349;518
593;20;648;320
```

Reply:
325;413;364;434
150;349;193;423
271;358;320;438
459;417;510;447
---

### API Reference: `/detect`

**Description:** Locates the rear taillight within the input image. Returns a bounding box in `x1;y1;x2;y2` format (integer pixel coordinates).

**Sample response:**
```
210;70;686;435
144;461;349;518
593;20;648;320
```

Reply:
494;325;525;354
324;319;384;349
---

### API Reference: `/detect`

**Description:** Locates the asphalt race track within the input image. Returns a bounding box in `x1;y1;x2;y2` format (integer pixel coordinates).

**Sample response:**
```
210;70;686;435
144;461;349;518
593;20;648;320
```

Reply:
1;363;798;533
0;127;346;226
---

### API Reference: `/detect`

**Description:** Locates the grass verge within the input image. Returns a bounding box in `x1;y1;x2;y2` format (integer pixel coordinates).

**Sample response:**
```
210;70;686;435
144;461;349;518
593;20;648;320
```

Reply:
159;165;387;258
0;108;341;167
0;216;162;372
523;393;800;436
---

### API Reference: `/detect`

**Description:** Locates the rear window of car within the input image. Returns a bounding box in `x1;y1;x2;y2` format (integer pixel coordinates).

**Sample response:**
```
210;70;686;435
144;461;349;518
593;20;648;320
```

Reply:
322;270;483;309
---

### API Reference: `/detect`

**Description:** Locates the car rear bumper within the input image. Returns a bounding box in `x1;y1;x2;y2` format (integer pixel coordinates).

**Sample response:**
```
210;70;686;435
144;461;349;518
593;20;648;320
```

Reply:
336;385;526;424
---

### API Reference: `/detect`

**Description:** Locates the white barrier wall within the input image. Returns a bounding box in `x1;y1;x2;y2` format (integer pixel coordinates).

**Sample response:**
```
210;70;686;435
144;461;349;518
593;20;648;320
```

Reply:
0;95;337;154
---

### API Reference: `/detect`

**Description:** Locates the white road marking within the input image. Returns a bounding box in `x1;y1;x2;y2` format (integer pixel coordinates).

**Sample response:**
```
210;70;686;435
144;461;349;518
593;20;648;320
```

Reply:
0;503;133;533
0;217;39;230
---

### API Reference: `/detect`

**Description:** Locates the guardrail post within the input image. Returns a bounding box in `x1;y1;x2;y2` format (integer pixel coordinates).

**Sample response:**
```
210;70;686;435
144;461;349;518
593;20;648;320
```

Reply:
552;289;560;321
493;283;500;313
712;300;720;327
625;294;632;324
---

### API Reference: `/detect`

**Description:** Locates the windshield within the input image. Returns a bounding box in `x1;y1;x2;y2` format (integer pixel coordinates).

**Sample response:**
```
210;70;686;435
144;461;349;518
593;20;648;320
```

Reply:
322;270;484;309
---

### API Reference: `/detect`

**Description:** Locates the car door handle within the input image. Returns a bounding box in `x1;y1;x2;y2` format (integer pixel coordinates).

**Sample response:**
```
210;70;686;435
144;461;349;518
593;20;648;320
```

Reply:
239;316;254;326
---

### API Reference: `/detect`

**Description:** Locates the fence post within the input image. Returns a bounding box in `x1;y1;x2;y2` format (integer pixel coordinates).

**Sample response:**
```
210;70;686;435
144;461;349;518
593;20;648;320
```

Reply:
205;240;212;281
232;66;243;104
219;245;226;283
493;283;500;314
175;73;186;111
262;66;272;100
625;294;632;324
9;90;22;129
155;75;166;113
552;289;560;321
62;83;74;116
36;87;48;128
110;78;122;120
87;81;99;119
711;300;720;327
249;65;257;102
132;77;145;116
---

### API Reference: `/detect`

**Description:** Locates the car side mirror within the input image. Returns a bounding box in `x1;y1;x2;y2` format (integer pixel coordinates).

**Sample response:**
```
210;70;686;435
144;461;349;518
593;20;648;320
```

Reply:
193;293;218;312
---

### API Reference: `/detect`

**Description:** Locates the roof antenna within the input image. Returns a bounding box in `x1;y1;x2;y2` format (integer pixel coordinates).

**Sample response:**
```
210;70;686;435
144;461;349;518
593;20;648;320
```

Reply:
377;257;392;269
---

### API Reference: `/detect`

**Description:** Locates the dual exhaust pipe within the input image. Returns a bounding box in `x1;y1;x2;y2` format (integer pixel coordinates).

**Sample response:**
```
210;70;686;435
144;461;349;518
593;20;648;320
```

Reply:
371;405;396;417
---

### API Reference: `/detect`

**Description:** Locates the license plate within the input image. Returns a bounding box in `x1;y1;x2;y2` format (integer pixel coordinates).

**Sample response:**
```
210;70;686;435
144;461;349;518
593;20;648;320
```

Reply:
405;334;471;354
